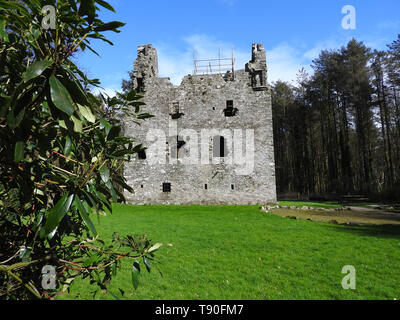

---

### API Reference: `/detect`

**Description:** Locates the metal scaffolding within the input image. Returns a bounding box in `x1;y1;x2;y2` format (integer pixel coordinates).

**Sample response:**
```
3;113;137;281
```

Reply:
193;47;235;76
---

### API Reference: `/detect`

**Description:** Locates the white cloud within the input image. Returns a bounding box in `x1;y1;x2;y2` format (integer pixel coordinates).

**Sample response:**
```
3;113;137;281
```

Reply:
156;34;250;85
153;33;395;87
156;34;313;86
266;43;311;84
302;39;344;61
155;43;193;86
91;86;118;97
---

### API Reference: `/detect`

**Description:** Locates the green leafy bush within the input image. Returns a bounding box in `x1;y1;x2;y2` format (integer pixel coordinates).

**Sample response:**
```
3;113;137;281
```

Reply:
0;0;160;300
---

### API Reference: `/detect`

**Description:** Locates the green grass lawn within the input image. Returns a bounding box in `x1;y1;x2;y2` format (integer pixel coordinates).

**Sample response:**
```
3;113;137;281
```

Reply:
278;201;342;209
60;204;400;300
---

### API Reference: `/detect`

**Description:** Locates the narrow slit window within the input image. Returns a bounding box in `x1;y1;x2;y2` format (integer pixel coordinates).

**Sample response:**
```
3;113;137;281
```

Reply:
231;184;235;190
220;137;225;157
213;136;226;158
205;184;208;190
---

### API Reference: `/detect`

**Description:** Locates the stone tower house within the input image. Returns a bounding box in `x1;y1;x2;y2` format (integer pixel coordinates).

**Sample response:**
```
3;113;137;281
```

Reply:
124;43;276;205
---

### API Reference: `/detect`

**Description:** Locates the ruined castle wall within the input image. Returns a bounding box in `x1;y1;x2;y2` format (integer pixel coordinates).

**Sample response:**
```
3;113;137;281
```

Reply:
124;44;277;205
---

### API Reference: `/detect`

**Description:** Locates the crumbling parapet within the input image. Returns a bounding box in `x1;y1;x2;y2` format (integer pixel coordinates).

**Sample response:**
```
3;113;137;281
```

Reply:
133;44;159;92
245;43;268;90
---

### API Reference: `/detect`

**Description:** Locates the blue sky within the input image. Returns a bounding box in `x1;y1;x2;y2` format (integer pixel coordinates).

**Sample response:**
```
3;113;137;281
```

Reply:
74;0;400;95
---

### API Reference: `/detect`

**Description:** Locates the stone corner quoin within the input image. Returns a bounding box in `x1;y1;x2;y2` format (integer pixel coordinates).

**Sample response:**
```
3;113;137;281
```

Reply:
123;43;277;205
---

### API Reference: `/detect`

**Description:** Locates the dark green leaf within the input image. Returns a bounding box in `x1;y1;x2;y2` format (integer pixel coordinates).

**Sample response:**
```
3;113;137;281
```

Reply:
131;261;140;290
66;0;78;11
7;106;25;130
143;257;151;273
82;190;99;217
14;141;25;162
58;68;89;106
64;135;72;156
93;188;112;212
100;165;110;183
113;175;134;193
82;254;99;267
126;89;138;101
0;0;30;15
95;0;116;12
100;118;111;135
137;113;154;120
74;196;98;237
23;61;53;82
78;0;95;23
42;193;74;239
111;263;117;276
105;180;117;202
32;210;45;231
49;75;75;116
0;94;9;117
19;248;31;263
107;125;121;140
94;21;125;32
0;19;8;42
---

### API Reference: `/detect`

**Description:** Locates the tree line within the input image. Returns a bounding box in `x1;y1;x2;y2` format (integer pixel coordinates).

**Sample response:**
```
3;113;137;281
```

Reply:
272;36;400;200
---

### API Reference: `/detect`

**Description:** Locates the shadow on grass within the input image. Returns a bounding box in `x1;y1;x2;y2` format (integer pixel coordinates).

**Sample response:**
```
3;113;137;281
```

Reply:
327;223;400;239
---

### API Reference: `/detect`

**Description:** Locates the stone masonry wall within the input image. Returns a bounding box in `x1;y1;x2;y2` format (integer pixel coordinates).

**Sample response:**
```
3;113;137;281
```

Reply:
124;44;277;205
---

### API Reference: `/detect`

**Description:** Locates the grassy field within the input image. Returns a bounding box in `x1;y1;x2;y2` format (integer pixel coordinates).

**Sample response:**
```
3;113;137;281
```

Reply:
60;204;400;300
278;201;342;209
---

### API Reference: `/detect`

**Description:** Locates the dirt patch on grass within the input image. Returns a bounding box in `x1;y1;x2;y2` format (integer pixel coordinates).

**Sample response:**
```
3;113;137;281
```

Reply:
268;207;400;226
